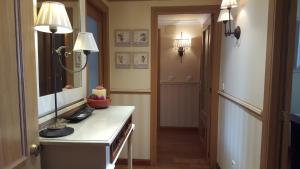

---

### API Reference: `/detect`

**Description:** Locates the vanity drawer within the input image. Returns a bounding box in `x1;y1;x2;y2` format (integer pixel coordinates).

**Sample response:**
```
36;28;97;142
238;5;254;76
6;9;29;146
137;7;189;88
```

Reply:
110;116;132;163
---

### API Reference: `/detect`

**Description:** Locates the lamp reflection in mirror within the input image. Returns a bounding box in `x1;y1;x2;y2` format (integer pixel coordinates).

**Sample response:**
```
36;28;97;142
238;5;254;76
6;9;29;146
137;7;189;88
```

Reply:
56;32;99;74
218;0;241;39
74;32;99;54
175;32;191;63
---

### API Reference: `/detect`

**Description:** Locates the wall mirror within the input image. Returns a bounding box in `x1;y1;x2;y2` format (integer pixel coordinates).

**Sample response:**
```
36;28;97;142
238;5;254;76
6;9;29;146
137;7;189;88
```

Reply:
37;0;82;97
36;0;86;118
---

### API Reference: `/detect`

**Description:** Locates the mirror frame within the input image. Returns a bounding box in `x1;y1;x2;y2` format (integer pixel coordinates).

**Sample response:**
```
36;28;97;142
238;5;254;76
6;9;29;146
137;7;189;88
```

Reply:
34;0;87;118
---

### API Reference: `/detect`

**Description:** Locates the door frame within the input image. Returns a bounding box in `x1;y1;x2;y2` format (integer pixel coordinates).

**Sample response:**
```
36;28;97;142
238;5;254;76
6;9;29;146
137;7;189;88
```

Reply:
260;0;296;168
86;0;110;94
1;0;40;168
150;5;222;168
200;23;212;159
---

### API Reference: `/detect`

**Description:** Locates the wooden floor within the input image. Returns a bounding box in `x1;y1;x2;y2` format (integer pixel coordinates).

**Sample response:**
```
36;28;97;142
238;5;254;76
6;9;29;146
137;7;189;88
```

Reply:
116;128;209;169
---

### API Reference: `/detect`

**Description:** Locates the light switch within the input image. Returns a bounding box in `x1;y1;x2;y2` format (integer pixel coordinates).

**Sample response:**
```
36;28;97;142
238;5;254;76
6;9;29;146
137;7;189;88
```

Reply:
186;75;192;81
168;75;175;81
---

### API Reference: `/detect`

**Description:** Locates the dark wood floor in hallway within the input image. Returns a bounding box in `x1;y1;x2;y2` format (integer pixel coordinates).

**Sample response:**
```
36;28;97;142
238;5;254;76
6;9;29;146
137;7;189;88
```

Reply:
116;128;210;169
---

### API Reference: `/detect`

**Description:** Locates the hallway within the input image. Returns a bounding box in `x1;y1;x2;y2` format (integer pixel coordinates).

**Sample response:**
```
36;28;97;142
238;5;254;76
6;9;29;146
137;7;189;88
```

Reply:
116;128;209;169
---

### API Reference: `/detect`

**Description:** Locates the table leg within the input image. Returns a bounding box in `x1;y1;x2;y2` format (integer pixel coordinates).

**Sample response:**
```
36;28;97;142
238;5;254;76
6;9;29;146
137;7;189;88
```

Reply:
127;133;132;169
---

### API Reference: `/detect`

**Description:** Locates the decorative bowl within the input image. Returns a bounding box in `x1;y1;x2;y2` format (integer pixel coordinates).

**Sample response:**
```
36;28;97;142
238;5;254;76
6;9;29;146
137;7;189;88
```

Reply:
87;98;111;109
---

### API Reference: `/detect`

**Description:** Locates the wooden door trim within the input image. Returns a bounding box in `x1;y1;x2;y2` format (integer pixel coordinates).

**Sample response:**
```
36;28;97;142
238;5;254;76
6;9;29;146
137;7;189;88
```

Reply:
260;0;294;168
151;5;221;167
86;0;110;94
280;0;297;168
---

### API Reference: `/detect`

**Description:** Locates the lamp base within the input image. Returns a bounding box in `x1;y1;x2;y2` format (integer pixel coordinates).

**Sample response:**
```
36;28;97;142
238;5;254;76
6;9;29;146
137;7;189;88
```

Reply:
234;26;241;39
39;119;74;138
39;127;74;138
47;119;67;130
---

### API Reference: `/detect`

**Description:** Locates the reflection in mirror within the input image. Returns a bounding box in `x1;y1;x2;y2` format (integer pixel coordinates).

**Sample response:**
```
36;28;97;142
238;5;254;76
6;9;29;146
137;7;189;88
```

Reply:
37;0;82;97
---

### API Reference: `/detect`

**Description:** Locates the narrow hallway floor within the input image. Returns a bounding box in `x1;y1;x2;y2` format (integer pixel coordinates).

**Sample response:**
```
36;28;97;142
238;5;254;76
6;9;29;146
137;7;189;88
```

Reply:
116;128;210;169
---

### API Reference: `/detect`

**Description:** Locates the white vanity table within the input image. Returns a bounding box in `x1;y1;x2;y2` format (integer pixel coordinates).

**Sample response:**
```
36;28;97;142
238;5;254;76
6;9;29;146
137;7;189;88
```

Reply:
40;106;135;169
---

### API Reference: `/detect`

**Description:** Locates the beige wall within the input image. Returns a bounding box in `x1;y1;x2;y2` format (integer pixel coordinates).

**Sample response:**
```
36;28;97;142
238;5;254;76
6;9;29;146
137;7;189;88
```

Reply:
218;0;269;168
159;24;202;83
159;24;202;127
219;0;269;109
109;0;219;92
108;0;219;160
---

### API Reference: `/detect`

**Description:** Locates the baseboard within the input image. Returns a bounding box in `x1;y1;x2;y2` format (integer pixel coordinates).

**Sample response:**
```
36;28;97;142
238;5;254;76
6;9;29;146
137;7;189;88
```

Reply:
159;126;199;131
116;159;151;166
216;162;221;169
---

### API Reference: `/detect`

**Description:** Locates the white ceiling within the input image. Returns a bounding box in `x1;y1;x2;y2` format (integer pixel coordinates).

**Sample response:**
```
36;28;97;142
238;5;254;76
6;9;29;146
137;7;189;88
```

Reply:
158;14;211;26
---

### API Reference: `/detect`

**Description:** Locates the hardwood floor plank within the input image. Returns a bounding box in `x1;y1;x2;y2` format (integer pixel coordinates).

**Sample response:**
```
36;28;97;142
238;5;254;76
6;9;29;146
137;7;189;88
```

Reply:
116;128;209;169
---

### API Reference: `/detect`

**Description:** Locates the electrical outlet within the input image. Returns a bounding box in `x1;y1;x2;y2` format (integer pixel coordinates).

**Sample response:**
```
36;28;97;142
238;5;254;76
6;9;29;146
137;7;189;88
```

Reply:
231;160;236;169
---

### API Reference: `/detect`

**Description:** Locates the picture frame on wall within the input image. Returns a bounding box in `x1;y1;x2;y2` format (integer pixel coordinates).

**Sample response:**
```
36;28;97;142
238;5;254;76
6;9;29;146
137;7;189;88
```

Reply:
115;52;131;69
75;52;82;68
132;29;149;47
115;30;131;47
132;52;149;69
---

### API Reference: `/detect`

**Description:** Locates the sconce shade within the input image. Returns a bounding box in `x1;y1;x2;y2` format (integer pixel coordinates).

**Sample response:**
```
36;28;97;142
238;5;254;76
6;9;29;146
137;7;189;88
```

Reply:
73;32;99;53
35;1;73;34
221;0;238;9
175;39;191;48
175;32;191;49
218;9;234;22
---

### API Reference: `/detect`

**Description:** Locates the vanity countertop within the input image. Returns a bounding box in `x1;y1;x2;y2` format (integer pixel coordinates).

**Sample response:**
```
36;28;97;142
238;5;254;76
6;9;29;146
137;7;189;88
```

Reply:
40;106;135;145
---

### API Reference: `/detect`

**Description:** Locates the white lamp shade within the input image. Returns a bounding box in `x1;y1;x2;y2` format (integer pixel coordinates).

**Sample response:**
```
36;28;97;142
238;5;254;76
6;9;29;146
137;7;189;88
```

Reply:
218;9;234;22
221;0;238;9
35;1;73;34
175;32;191;48
73;32;99;52
175;39;191;48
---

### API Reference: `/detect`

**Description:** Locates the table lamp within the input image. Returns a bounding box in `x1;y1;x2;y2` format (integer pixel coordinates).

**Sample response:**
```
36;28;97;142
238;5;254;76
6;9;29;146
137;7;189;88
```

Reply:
35;1;73;138
36;1;99;138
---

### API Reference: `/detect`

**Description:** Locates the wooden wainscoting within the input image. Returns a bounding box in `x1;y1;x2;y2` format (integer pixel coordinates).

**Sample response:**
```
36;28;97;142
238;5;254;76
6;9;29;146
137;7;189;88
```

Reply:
160;82;200;127
110;93;151;160
218;91;263;121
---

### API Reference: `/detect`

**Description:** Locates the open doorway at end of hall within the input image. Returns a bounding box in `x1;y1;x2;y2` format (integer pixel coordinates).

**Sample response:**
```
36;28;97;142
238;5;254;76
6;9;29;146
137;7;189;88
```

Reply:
86;0;109;95
155;11;218;169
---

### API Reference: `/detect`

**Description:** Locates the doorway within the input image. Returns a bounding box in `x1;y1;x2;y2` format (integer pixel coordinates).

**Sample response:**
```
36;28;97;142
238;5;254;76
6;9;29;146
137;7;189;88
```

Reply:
86;0;109;94
151;6;222;168
157;13;211;168
277;0;300;168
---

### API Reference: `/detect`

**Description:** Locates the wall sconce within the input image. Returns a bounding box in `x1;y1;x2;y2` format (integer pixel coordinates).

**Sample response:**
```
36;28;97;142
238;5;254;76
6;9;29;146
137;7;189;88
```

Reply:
175;32;191;63
218;0;241;39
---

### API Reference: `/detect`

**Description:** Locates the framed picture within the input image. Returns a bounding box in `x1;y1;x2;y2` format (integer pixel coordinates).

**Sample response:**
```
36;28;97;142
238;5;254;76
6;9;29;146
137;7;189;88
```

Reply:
115;30;131;47
115;52;131;69
132;29;149;47
132;52;149;69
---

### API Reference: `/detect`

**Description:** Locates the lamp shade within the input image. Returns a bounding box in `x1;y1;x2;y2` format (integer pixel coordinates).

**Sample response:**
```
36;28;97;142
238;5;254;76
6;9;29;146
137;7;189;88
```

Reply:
217;9;234;22
73;32;99;52
35;1;73;34
175;32;191;48
221;0;238;9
